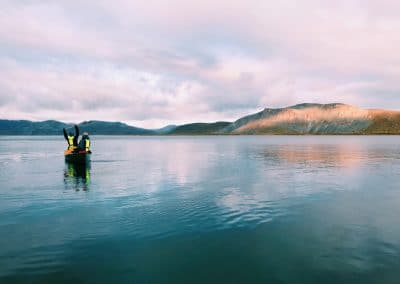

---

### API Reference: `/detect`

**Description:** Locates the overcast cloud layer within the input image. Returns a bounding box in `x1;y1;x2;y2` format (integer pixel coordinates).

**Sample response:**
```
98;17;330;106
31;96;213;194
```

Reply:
1;0;400;127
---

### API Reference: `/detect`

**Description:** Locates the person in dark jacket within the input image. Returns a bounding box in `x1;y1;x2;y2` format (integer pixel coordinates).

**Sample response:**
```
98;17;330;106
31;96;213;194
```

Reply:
78;132;91;153
63;125;79;151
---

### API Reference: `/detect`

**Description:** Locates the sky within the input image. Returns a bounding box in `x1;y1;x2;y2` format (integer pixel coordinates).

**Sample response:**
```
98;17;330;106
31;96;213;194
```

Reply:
1;0;400;128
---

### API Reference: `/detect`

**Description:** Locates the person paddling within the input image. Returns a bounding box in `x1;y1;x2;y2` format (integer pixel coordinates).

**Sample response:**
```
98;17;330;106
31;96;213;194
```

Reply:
78;132;91;153
63;125;79;151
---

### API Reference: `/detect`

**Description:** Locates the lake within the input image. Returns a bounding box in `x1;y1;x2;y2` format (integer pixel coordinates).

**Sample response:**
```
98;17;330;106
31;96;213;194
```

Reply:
1;135;400;283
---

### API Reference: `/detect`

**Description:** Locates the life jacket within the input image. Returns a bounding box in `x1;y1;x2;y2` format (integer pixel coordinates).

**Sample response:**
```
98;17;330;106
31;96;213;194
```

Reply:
67;135;74;145
67;136;76;150
85;139;91;151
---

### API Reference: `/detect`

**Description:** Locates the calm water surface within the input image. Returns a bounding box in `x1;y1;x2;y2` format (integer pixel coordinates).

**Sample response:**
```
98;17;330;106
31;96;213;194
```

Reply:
1;136;400;283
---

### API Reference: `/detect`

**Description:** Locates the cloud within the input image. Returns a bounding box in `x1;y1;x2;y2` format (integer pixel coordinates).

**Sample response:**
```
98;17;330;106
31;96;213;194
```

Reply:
1;0;400;127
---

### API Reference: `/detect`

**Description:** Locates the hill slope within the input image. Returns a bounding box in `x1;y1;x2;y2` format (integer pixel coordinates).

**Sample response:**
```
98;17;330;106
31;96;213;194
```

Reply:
169;122;231;135
165;103;400;135
362;110;400;134
0;120;69;135
0;120;155;135
77;121;154;135
227;103;372;134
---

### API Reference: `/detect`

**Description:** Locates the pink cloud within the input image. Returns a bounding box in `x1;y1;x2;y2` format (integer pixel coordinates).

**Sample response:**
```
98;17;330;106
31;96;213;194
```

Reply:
1;0;400;127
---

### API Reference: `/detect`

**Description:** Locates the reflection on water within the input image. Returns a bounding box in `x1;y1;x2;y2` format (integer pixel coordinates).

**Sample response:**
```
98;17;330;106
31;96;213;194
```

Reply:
1;136;400;284
259;144;365;168
63;162;91;191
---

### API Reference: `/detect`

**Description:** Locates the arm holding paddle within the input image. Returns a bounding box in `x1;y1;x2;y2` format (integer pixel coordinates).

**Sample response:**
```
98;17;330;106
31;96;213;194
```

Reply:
63;125;80;150
63;128;68;141
74;125;79;146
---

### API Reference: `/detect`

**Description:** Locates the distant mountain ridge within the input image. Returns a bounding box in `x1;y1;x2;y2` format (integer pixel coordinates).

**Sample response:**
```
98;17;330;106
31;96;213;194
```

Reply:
0;120;153;135
0;120;69;135
78;121;153;135
2;103;400;135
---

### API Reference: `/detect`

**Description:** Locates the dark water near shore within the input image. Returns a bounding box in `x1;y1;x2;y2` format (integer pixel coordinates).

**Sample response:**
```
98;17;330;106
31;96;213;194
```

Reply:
1;136;400;283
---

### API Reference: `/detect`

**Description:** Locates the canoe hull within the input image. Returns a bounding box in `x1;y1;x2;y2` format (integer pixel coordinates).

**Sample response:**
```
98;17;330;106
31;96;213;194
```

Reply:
64;150;91;164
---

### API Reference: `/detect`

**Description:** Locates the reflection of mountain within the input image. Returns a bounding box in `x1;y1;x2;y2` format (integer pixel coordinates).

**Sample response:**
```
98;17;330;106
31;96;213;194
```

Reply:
64;163;91;191
258;144;363;168
3;103;400;135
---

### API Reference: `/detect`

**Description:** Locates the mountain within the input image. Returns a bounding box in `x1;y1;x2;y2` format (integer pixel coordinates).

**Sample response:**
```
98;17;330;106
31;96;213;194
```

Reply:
152;125;177;134
362;110;400;134
168;122;231;135
77;121;154;135
2;103;400;135
166;103;400;135
225;103;371;134
0;120;154;135
0;120;69;135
